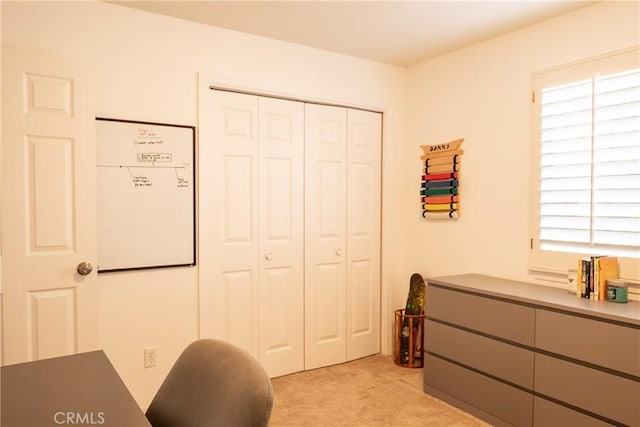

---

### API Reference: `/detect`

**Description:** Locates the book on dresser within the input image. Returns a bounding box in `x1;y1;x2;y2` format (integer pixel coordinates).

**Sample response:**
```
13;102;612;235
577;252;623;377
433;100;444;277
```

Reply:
575;256;619;300
576;258;590;298
596;256;619;301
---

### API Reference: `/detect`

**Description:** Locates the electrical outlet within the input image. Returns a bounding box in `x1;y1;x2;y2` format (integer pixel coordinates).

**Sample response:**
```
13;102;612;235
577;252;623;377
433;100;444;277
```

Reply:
144;348;157;368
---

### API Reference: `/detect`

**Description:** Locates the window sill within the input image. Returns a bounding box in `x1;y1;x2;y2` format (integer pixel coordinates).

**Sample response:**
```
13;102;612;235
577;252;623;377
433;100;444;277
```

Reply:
529;266;640;301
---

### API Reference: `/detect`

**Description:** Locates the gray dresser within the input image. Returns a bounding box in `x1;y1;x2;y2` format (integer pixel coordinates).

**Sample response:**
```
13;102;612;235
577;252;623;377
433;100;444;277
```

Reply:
423;274;640;427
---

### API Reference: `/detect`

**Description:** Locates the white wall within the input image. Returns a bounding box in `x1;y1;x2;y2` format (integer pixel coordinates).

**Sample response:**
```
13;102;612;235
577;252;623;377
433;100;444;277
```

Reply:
1;1;406;409
404;1;639;288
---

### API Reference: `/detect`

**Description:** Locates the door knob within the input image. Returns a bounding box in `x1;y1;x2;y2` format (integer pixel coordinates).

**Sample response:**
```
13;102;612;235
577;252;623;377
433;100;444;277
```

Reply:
77;261;93;276
335;248;343;256
265;253;273;261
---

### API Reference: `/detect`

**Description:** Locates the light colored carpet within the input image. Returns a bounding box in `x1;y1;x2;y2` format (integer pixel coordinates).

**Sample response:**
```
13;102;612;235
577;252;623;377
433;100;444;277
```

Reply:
269;354;490;426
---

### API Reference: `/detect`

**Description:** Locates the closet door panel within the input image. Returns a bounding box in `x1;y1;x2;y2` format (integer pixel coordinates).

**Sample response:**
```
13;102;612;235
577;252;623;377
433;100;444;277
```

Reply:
203;90;259;357
223;156;253;247
349;260;375;348
313;264;343;339
222;270;255;353
258;97;304;377
346;109;382;360
305;104;347;369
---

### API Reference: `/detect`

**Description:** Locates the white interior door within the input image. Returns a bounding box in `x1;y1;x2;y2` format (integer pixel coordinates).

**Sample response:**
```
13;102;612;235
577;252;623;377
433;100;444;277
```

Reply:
200;90;259;356
1;48;98;364
304;104;348;370
346;109;382;360
258;97;304;377
200;85;383;373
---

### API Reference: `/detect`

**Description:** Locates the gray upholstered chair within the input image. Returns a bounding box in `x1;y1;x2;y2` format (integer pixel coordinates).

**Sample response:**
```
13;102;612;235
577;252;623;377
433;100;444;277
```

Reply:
146;339;273;427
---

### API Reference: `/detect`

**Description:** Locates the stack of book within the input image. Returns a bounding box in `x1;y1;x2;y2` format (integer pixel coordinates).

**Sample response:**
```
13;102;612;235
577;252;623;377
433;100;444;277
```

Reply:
420;138;463;219
576;256;619;300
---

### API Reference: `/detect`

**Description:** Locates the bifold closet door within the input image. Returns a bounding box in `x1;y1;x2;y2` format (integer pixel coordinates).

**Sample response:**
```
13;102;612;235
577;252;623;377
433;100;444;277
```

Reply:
304;104;348;370
305;105;382;369
257;97;305;378
205;90;259;356
346;109;381;361
202;90;304;378
202;90;380;374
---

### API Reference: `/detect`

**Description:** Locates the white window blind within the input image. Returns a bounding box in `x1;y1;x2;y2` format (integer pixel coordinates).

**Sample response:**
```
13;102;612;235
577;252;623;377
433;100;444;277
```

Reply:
531;48;640;279
539;68;640;257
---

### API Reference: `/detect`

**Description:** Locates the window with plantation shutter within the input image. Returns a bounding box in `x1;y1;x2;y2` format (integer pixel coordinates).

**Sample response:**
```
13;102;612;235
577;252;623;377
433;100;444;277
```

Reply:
531;48;640;280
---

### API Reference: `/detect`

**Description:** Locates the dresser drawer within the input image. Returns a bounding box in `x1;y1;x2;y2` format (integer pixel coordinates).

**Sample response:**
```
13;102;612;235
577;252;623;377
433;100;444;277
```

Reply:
425;353;533;427
426;285;535;346
536;309;640;377
535;353;640;426
426;319;534;389
533;397;611;427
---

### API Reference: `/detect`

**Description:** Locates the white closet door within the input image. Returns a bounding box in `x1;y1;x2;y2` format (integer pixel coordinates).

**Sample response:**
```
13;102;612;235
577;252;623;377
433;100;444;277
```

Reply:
201;88;382;374
258;97;304;377
203;90;259;356
304;104;348;369
346;109;382;360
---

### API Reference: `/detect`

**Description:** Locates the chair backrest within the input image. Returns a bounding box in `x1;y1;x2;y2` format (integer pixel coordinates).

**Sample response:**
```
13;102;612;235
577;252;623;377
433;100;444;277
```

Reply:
146;339;273;427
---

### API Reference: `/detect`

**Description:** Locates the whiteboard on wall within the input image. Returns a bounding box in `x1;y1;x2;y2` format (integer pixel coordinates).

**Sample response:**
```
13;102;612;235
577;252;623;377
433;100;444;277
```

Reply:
96;118;196;272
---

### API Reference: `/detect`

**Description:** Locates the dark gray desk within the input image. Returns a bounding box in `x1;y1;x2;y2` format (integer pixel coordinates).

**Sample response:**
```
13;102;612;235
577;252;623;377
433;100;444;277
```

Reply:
1;350;151;427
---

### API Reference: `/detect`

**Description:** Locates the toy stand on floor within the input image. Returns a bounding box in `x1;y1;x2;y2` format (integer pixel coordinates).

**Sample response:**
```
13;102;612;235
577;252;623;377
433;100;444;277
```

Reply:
394;309;425;368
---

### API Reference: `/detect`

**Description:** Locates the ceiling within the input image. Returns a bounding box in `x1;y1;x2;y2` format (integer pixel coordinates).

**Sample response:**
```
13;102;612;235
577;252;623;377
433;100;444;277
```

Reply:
108;1;595;67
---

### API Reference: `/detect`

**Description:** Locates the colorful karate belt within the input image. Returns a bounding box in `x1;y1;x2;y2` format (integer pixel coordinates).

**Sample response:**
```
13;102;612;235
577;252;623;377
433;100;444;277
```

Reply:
420;138;463;219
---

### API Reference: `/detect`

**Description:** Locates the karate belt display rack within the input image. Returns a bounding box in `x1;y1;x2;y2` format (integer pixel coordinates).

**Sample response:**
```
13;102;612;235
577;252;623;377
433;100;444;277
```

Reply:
420;138;464;219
